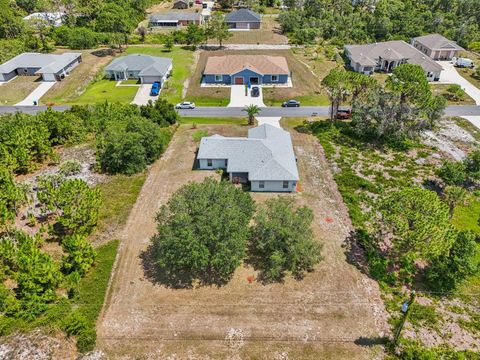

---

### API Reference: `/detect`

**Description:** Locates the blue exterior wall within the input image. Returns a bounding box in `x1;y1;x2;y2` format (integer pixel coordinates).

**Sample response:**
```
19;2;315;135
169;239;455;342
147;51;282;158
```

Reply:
203;69;289;84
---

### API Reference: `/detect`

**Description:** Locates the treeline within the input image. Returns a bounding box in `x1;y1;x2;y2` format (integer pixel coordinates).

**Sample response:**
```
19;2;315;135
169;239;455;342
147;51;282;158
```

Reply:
0;0;158;58
279;0;480;47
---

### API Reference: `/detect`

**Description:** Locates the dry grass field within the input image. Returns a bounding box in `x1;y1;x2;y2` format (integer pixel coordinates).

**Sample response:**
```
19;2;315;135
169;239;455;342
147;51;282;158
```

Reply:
96;123;389;359
0;76;42;105
185;49;327;106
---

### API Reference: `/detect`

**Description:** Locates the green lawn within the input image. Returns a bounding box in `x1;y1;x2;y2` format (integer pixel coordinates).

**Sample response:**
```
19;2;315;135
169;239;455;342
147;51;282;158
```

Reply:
124;46;195;104
179;117;248;125
263;91;330;106
70;79;138;105
189;96;230;106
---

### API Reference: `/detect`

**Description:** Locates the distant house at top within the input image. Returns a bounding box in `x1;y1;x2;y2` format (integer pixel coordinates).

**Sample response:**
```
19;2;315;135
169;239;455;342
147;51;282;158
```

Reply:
149;12;203;28
197;124;299;192
104;54;172;85
203;55;290;85
411;34;464;61
0;52;82;82
23;12;65;27
225;9;261;30
344;40;443;81
172;0;190;9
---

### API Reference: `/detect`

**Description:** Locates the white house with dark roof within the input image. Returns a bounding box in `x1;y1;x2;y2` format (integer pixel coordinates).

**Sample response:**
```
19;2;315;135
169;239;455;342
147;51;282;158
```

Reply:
225;9;261;30
344;40;443;81
0;52;82;82
197;124;299;192
411;34;464;60
104;54;172;84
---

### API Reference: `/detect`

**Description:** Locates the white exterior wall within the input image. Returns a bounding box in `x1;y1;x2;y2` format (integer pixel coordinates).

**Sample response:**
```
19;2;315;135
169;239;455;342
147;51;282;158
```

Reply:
198;159;227;169
251;180;297;192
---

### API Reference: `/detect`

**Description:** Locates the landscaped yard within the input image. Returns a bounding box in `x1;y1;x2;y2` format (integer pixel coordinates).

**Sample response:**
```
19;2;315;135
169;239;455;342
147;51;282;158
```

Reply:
186;48;328;106
0;76;42;105
65;46;195;105
431;83;477;105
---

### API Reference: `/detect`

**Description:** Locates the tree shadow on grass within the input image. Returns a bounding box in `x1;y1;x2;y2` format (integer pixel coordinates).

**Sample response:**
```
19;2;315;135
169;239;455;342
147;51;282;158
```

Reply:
342;229;376;279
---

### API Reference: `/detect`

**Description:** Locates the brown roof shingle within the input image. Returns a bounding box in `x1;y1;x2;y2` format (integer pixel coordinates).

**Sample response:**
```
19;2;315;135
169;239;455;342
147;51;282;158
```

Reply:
204;55;289;75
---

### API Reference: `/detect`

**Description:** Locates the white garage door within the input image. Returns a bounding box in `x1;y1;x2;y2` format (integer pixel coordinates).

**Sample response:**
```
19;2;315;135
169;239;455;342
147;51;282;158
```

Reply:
141;76;163;84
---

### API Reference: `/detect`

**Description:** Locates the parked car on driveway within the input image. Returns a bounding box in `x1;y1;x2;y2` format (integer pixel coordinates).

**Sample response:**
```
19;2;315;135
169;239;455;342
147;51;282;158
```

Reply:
454;58;474;68
282;99;300;107
251;86;260;97
336;108;352;119
150;82;161;96
175;101;196;109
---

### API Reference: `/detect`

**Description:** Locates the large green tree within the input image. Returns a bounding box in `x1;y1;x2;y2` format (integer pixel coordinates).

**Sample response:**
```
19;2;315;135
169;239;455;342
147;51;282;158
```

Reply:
151;178;254;287
249;197;323;282
386;64;431;105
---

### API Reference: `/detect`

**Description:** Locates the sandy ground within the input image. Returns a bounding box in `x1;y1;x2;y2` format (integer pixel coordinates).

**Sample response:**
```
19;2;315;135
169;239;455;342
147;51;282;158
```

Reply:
96;124;389;359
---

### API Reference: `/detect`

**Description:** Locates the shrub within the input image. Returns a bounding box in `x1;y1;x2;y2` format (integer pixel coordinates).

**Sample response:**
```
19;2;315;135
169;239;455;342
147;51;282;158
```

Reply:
446;84;466;101
61;235;96;277
59;160;82;176
62;311;89;336
139;99;178;127
192;129;208;142
76;327;97;353
437;161;467;185
0;168;27;229
250;197;323;282
151;178;254;286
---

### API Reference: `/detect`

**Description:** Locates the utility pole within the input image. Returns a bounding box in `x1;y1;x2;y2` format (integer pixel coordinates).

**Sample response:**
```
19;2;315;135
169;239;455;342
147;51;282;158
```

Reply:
393;290;416;350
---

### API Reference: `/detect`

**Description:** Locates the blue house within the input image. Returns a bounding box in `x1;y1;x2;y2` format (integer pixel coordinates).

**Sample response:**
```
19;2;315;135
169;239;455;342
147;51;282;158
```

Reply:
203;55;290;85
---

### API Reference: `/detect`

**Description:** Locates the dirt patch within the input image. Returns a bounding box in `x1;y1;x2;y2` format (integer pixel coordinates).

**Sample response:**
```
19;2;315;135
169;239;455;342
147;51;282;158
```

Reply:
96;124;389;358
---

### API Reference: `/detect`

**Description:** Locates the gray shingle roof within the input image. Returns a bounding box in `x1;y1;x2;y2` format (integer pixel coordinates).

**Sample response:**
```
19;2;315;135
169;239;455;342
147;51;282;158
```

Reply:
344;40;443;72
225;9;261;23
0;52;81;74
105;55;172;77
412;34;464;51
149;12;201;22
197;124;299;181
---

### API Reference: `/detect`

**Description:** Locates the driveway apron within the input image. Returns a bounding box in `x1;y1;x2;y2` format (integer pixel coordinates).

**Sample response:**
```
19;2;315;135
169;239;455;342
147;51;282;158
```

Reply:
15;81;56;106
228;84;266;107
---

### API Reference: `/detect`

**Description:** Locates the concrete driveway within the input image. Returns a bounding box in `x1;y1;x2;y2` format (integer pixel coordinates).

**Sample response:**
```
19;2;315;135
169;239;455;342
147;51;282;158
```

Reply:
15;81;56;106
437;61;480;105
131;84;158;106
228;84;265;107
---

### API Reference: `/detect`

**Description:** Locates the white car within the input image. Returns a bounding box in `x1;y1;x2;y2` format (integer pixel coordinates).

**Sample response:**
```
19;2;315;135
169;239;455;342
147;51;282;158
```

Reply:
175;101;196;109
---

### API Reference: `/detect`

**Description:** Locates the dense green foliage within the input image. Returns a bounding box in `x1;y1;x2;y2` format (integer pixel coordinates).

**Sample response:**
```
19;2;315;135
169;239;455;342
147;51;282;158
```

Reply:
249;197;323;282
278;0;480;47
437;150;480;185
152;178;254;286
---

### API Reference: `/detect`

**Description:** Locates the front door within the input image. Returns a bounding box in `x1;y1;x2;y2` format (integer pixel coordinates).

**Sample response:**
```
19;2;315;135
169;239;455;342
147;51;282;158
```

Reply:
234;77;244;85
250;77;259;85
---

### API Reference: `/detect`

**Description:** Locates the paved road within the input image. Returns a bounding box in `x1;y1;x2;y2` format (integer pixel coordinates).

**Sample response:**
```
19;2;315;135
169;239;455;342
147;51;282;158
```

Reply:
0;105;480;117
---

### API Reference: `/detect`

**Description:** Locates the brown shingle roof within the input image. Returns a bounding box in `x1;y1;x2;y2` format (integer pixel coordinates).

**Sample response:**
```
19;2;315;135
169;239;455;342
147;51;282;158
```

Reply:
204;55;289;75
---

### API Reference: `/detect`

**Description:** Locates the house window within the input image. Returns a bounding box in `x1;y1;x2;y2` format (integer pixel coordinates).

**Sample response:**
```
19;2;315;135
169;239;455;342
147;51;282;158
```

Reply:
271;75;278;82
207;159;212;166
215;75;223;82
283;181;289;189
259;181;265;189
224;159;228;167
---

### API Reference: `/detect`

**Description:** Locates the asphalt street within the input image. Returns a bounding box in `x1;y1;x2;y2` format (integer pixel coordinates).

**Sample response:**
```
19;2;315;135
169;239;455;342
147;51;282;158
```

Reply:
0;105;480;117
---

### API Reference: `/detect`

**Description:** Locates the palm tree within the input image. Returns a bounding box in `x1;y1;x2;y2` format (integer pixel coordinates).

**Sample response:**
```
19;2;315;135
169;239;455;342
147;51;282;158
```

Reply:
242;104;260;125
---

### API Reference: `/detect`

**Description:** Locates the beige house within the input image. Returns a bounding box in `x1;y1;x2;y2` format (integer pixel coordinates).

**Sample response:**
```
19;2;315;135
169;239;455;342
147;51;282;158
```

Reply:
411;34;464;61
344;40;443;81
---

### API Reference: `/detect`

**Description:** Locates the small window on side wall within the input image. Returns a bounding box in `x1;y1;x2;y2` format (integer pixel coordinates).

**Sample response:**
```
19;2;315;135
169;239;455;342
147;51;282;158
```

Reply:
215;75;223;82
283;181;289;189
259;181;265;189
207;159;212;166
271;75;278;82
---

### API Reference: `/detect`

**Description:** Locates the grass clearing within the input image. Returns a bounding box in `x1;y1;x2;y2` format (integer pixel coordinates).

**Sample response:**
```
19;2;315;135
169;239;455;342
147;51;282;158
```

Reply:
430;84;476;105
69;79;138;105
0;76;41;105
186;48;326;106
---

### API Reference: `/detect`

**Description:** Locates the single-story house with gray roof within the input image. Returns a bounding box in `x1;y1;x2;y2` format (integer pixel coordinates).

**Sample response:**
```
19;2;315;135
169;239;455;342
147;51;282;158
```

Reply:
0;52;82;82
149;12;203;28
225;9;261;30
197;124;299;192
344;40;443;81
411;34;464;60
104;54;173;84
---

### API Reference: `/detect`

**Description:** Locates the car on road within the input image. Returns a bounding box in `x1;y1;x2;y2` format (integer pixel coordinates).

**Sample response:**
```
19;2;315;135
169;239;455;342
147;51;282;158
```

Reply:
150;82;161;96
175;101;196;109
336;108;352;119
251;86;260;97
282;99;300;107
